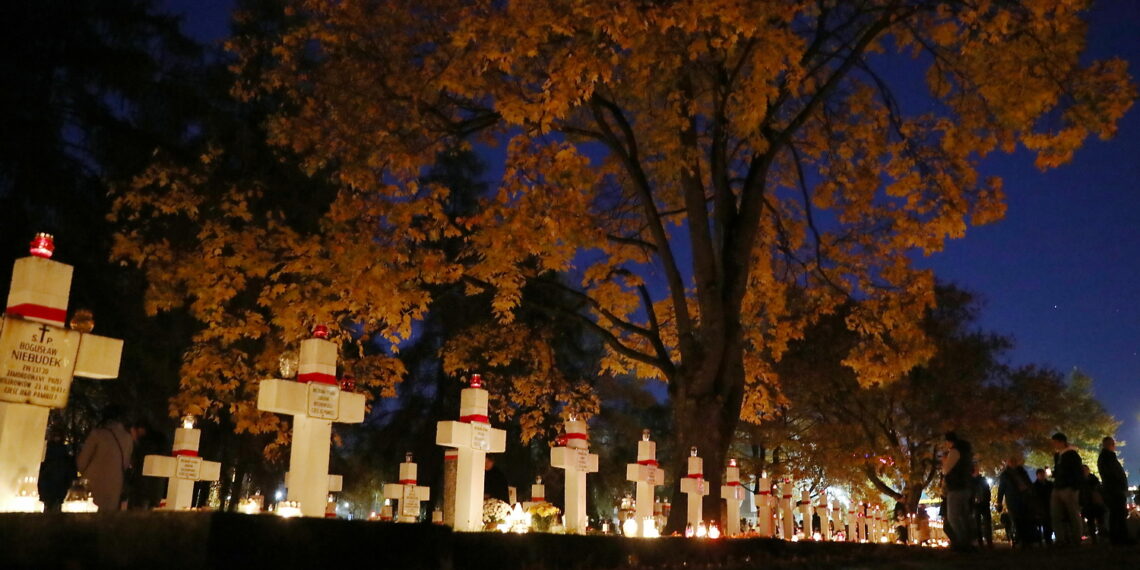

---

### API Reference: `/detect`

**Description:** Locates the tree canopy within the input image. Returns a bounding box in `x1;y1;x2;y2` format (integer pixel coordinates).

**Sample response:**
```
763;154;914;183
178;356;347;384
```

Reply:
746;286;1118;511
113;0;1134;525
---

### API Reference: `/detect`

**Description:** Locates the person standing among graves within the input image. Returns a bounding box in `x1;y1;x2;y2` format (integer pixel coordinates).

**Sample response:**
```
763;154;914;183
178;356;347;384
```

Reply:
941;432;976;551
127;419;165;509
972;465;993;547
37;428;76;512
77;405;135;511
483;456;510;503
1078;465;1106;543
996;455;1038;548
1097;437;1133;545
1033;468;1054;545
1050;432;1084;546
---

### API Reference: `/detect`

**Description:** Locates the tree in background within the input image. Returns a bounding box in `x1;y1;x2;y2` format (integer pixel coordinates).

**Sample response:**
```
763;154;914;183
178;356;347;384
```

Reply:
218;0;1133;528
749;286;1117;512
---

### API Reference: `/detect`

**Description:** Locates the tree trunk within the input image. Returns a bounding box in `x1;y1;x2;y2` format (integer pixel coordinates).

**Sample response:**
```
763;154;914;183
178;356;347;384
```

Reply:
664;359;746;533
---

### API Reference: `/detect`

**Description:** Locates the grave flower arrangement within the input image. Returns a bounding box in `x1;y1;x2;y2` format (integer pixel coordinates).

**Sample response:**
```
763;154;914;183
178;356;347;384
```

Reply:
527;502;562;532
482;498;512;530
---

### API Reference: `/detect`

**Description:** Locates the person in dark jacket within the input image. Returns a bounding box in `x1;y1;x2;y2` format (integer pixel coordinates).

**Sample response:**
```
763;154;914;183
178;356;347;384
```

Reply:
37;430;76;512
997;455;1039;548
1078;465;1105;543
483;456;510;503
941;432;976;550
1050;432;1084;546
972;465;993;547
1033;468;1054;545
1097;437;1133;545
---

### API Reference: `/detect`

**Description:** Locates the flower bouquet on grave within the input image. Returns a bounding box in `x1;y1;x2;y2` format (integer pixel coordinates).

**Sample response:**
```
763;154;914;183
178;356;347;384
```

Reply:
482;498;512;531
527;502;562;532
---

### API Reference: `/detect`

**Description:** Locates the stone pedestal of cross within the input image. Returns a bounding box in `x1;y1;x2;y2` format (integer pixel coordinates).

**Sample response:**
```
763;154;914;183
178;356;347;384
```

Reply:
382;452;430;522
550;418;598;534
814;495;830;540
435;374;506;532
755;473;774;538
142;416;221;510
679;447;708;532
779;480;795;540
0;234;124;511
720;459;745;536
625;429;664;537
258;327;365;517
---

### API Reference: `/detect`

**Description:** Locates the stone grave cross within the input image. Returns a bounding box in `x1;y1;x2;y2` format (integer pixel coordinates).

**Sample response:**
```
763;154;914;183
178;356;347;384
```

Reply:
258;326;365;517
551;417;598;534
679;447;708;531
435;373;506;531
142;415;222;510
720;458;745;536
625;429;664;537
755;472;774;538
779;479;796;540
0;234;123;510
383;452;431;522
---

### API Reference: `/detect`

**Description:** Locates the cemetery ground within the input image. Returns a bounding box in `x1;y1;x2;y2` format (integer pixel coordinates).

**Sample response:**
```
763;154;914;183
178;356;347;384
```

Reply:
2;512;1138;570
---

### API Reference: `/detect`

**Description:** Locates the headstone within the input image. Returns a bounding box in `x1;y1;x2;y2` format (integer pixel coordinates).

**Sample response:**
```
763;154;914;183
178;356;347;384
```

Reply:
550;417;598;534
678;447;708;531
523;476;545;511
799;490;812;538
831;499;843;540
0;234;124;510
625;429;664;537
779;479;795;540
754;473;774;538
435;374;506;532
258;326;365;517
142;416;221;510
720;459;745;536
814;495;830;540
382;452;430;522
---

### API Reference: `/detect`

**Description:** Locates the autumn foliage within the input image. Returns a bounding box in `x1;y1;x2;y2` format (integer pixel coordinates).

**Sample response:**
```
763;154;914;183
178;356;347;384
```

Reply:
113;0;1132;498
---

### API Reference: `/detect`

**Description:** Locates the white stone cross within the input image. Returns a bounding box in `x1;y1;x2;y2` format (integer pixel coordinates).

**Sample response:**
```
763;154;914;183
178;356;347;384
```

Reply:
435;373;506;532
831;500;843;540
754;473;774;538
779;479;795;540
798;490;813;538
550;418;598;534
814;495;830;540
383;452;431;522
0;234;124;511
142;416;222;510
846;504;857;542
625;429;664;537
679;447;708;531
258;326;365;517
720;459;745;536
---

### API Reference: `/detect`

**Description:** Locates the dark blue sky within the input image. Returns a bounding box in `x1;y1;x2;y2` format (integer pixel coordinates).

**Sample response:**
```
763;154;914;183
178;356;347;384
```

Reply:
164;0;1140;481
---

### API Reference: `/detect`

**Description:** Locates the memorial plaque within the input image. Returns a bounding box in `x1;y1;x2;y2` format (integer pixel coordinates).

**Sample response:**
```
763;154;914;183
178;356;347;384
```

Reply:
307;382;340;420
176;456;202;480
401;485;420;518
470;422;490;451
0;317;81;408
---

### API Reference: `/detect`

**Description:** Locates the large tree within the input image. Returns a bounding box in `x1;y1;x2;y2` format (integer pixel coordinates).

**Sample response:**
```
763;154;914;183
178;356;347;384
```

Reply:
753;287;1118;512
121;0;1132;525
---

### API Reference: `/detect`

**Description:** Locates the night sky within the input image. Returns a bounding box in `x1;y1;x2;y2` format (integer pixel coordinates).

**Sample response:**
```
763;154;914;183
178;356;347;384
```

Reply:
165;0;1140;482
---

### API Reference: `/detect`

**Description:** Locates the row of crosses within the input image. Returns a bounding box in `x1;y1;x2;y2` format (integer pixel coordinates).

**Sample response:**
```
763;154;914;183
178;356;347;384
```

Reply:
0;233;866;532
